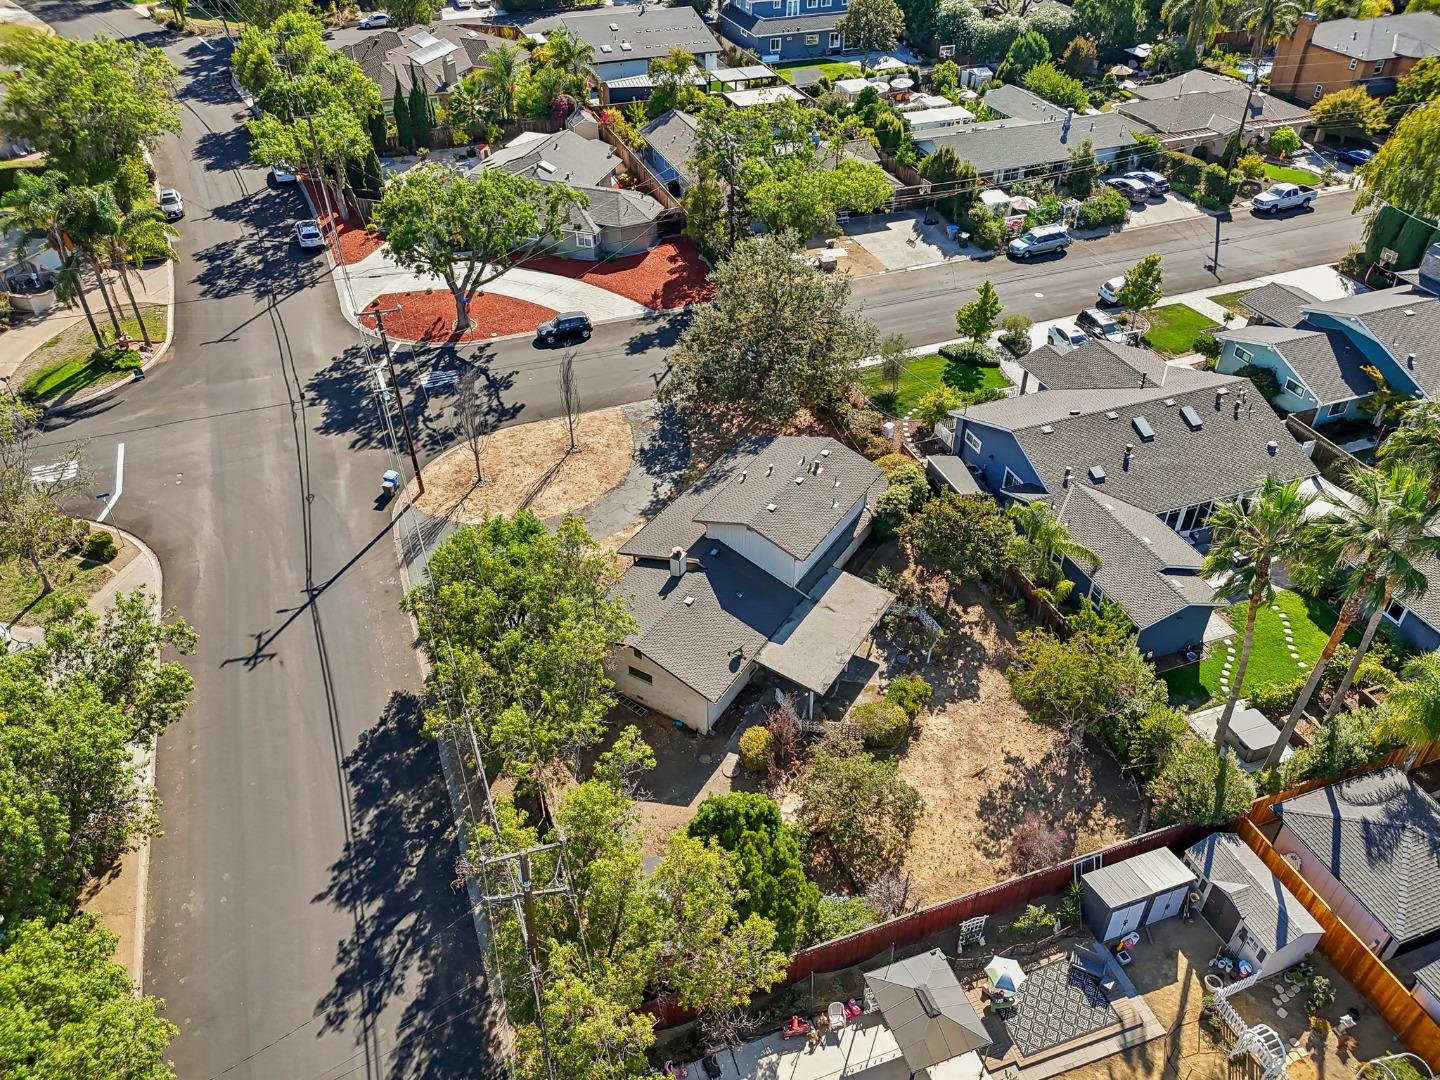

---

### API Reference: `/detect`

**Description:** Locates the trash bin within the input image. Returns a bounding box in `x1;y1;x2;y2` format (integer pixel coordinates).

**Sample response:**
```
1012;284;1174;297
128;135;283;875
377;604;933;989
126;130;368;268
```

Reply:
946;224;961;241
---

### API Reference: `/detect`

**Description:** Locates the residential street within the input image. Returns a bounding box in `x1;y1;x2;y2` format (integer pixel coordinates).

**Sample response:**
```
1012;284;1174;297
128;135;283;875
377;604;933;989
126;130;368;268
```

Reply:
17;3;1368;1078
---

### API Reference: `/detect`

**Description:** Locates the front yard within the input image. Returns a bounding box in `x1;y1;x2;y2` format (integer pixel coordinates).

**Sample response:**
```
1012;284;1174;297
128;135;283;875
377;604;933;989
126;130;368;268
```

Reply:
16;304;165;402
1163;589;1355;709
1263;161;1320;185
860;354;1011;416
1141;303;1216;357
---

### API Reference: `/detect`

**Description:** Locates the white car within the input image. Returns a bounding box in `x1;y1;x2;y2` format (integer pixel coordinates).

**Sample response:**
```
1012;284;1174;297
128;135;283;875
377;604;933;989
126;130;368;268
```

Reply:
1098;275;1124;306
158;187;184;220
294;219;325;251
270;162;298;184
1046;321;1089;352
451;0;474;7
358;11;390;28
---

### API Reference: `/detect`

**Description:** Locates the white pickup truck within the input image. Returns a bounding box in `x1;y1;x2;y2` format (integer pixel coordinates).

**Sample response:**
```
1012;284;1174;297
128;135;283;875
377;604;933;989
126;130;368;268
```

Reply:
1251;182;1318;214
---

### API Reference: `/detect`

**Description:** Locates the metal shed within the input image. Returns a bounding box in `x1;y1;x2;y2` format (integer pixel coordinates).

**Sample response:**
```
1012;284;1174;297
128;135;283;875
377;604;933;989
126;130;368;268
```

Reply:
1081;848;1195;943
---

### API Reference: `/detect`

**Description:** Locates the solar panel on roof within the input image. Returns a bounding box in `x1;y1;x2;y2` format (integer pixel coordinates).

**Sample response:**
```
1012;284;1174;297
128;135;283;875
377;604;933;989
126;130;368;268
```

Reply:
409;31;440;47
409;39;458;66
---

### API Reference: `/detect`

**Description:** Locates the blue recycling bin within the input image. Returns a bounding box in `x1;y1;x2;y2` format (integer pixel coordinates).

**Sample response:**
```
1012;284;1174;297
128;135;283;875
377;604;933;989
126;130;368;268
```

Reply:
946;224;961;241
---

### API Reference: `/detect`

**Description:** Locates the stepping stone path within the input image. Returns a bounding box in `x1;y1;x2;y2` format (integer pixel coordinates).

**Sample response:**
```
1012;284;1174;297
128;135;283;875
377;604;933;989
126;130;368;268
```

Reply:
902;411;920;456
1273;603;1305;670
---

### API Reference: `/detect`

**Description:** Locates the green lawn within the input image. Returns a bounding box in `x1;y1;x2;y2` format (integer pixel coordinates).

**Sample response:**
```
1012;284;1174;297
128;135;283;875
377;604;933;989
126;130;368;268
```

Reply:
861;354;1011;415
1142;303;1216;357
18;304;165;402
0;553;106;628
773;59;864;83
1262;162;1319;185
1162;589;1359;709
1208;290;1251;317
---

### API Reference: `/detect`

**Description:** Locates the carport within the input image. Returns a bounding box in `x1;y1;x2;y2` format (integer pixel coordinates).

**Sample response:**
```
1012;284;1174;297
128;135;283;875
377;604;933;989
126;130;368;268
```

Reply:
1081;848;1195;944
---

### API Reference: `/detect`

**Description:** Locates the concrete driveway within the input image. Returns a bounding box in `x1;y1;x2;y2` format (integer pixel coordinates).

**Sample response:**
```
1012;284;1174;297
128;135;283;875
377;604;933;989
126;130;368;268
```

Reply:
844;210;972;271
1124;193;1208;230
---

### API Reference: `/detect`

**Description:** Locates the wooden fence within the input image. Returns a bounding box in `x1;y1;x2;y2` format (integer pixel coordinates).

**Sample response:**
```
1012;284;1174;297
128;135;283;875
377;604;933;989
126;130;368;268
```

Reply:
1285;414;1368;477
595;126;682;211
999;566;1073;639
1244;741;1440;827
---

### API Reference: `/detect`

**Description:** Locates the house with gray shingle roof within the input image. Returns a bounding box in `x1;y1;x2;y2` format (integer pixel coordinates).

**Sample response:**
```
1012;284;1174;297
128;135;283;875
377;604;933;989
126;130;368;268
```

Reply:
1235;282;1321;329
1116;72;1313;157
916;111;1140;186
1272;767;1440;959
937;351;1316;656
329;22;514;102
609;435;893;733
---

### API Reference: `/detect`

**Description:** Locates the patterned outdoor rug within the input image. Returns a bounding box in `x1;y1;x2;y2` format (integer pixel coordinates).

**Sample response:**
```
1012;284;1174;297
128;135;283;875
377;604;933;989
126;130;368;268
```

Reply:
1001;958;1119;1058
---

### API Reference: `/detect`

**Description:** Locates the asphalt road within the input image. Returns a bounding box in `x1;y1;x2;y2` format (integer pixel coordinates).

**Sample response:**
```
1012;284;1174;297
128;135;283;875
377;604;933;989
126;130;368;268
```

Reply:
17;3;1369;1077
22;5;497;1080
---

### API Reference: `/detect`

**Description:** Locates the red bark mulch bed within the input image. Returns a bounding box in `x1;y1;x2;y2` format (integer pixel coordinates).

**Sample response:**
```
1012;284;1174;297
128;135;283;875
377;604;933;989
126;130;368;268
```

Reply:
358;289;558;343
300;180;387;263
522;238;713;310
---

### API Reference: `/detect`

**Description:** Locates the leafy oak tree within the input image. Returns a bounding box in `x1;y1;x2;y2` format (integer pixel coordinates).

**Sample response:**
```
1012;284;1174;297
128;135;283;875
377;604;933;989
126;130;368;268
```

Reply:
1389;58;1440;126
1007;620;1166;735
901;491;1015;604
997;29;1051;83
1116;253;1164;319
795;741;924;883
371;164;584;334
1311;86;1389;139
659;232;880;428
1149;737;1257;825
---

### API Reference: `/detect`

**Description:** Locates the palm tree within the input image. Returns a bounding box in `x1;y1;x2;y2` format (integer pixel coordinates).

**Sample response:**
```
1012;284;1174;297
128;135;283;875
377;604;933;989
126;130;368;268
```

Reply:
1383;653;1440;752
542;28;596;96
1200;477;1314;756
479;43;524;122
1007;501;1100;591
58;185;125;342
101;190;177;349
447;74;490;142
1160;0;1228;54
52;251;104;349
1378;401;1440;501
1235;0;1303;68
1265;465;1440;769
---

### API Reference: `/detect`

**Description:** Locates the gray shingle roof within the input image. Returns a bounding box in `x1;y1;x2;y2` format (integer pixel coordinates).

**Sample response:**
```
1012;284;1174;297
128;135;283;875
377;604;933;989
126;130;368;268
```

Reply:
959;368;1318;514
1218;325;1375;404
640;109;701;188
1054;484;1216;630
1185;833;1323;955
1416;955;1440;1001
1310;12;1440;61
1399;553;1440;634
1329;291;1440;398
332;23;512;97
1118;82;1311;140
530;6;721;62
1275;767;1440;944
720;4;845;36
918;113;1139;177
983;84;1067;122
620;435;884;562
570;185;664;228
1239;282;1320;328
481;129;620;187
1018;339;1172;391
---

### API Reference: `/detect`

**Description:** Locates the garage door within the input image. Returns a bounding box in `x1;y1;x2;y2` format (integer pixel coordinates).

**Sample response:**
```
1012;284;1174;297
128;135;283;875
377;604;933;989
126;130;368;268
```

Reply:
1105;901;1147;940
1146;885;1189;925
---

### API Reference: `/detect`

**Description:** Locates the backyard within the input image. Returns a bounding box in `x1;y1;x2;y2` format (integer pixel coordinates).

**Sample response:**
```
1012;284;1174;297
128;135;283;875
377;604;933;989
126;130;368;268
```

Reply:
1141;303;1216;357
860;354;1011;416
1163;589;1355;709
772;58;864;83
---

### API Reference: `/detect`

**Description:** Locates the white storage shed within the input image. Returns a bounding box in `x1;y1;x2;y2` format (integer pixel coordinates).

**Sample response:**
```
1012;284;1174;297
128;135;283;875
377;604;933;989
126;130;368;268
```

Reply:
1081;848;1195;943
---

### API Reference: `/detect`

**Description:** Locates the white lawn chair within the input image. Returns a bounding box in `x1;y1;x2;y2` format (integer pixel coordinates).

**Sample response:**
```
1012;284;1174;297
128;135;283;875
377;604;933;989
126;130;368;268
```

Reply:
827;1001;846;1036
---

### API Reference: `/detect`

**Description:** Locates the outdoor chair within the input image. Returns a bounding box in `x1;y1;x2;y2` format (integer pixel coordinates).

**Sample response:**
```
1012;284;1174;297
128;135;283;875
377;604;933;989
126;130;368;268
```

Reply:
828;1002;846;1034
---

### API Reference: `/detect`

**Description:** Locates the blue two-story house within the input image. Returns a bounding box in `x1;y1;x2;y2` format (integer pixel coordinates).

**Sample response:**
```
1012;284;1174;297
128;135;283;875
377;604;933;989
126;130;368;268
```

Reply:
935;340;1319;657
719;0;849;63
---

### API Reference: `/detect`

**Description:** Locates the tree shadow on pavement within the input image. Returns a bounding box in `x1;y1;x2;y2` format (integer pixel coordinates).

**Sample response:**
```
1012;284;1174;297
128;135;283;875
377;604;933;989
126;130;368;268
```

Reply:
622;311;689;356
312;690;504;1080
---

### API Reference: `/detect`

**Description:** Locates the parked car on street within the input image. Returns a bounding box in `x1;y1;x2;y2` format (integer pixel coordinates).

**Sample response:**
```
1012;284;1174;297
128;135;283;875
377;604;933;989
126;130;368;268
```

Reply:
1125;169;1169;194
1008;223;1070;260
1098;275;1125;306
294;220;325;251
159;187;184;220
1251;183;1317;213
1105;176;1152;203
1334;146;1374;166
1046;321;1089;351
358;11;390;27
1076;307;1127;343
270;163;298;184
536;311;592;345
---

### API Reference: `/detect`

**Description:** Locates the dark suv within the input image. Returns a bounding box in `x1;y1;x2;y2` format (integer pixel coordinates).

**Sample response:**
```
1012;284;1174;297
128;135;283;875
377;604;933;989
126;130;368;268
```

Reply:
536;311;593;346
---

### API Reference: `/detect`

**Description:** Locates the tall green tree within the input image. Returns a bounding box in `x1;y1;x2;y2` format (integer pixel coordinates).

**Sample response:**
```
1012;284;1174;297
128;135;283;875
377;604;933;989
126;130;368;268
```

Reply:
1073;0;1145;56
541;27;597;96
795;742;923;884
1008;500;1099;593
1312;86;1390;139
997;30;1051;83
383;0;442;24
918;145;979;223
1008;618;1166;735
1235;0;1303;77
1382;654;1440;751
407;68;434;149
99;189;178;349
1200;478;1314;757
1065;137;1099;197
391;82;413;151
1389;58;1440;127
836;0;907;71
0;170;106;346
1116;253;1164;319
0;915;177;1078
1378;401;1440;501
646;48;704;119
901;492;1015;605
371;164;584;333
659;232;880;429
233;0;313;25
1266;465;1440;768
1160;0;1227;53
1149;737;1257;825
955;278;1003;342
57;184;125;340
478;42;525;122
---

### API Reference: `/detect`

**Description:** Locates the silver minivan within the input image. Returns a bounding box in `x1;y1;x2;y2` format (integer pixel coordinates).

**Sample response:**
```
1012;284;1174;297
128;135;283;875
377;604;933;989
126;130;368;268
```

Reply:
1008;223;1070;260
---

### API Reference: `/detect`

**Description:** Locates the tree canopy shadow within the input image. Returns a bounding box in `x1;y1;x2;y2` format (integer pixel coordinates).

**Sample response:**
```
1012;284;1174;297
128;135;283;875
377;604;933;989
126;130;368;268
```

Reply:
312;690;505;1080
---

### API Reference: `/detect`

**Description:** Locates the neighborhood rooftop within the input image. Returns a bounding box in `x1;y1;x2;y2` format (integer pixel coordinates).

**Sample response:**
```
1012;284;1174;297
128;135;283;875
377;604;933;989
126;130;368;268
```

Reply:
1215;325;1376;404
1238;281;1321;328
1309;11;1440;60
1186;833;1324;956
1015;339;1173;392
1303;290;1440;399
528;6;720;62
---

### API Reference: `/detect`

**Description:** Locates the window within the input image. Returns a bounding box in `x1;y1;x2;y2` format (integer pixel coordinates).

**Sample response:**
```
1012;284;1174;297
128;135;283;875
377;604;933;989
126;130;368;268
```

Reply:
1002;466;1021;490
807;0;817;8
1374;59;1385;74
769;36;782;52
805;33;819;44
1088;581;1107;604
1314;83;1324;100
1347;57;1358;70
1384;599;1407;625
1322;400;1348;419
964;428;983;453
786;0;799;13
627;666;653;684
1283;376;1306;397
1233;345;1253;363
1255;947;1268;962
829;30;841;46
575;233;596;248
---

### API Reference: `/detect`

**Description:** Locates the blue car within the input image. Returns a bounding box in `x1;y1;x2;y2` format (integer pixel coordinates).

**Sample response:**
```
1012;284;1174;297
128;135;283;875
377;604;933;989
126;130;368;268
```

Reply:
1335;147;1375;166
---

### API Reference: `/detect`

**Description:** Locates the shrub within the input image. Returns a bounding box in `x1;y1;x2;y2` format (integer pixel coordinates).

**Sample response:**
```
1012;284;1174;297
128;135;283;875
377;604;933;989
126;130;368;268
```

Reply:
1201;162;1240;206
999;314;1033;358
82;529;118;563
1249;676;1306;719
1022;62;1088;112
965;208;1008;251
940;341;999;367
1236;152;1266;180
1059;35;1097;76
94;345;143;372
885;674;933;719
958;385;1006;407
1008;811;1073;874
810;896;879;942
1161;150;1205;190
874;452;915;477
1280;706;1383;787
852;701;911;751
1059;880;1084;924
1148;737;1257;825
738;726;774;774
916;386;963;428
875;462;931;535
1235;363;1283;401
1075;185;1129;230
1011;902;1056;935
1193;331;1221;359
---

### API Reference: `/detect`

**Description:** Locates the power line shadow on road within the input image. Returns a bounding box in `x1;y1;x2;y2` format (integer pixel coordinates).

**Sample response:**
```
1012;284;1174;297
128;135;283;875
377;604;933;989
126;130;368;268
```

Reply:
311;690;504;1080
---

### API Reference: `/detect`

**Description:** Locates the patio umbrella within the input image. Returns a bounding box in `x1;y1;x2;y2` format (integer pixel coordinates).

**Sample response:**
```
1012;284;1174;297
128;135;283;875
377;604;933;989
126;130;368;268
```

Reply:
984;956;1027;994
865;949;991;1076
890;77;915;90
1008;196;1038;212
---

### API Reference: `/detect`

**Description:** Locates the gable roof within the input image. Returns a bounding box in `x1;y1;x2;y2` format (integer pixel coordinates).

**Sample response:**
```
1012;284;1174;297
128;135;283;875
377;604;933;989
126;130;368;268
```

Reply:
1055;484;1217;630
569;185;664;230
1186;833;1323;955
1118;79;1311;140
1313;290;1440;399
640;109;702;188
1238;282;1321;328
983;83;1067;122
332;23;512;97
1310;12;1440;62
530;6;720;63
1217;325;1376;404
1017;339;1172;391
918;113;1139;176
481;129;620;186
1275;767;1440;944
720;3;846;35
958;367;1318;513
1130;68;1245;99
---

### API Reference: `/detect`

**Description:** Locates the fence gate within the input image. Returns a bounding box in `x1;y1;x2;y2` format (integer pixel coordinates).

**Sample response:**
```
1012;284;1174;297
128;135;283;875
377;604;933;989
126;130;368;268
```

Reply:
1073;852;1103;883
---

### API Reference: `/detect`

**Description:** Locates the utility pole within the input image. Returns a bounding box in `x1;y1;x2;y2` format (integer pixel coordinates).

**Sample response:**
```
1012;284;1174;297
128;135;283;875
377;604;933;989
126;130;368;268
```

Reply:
368;303;425;495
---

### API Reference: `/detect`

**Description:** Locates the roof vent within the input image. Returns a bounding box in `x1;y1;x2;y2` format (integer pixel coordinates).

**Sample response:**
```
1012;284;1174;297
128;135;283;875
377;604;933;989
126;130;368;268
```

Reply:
1069;408;1081;415
833;478;841;488
1041;424;1054;433
1179;404;1202;430
1163;398;1176;407
821;448;832;457
538;159;556;174
765;502;777;512
766;463;773;476
684;595;695;606
1063;466;1073;487
1267;439;1279;455
1089;464;1107;483
1106;411;1119;420
1132;416;1154;441
600;43;612;52
832;499;840;508
1408;352;1417;367
609;21;620;29
620;40;632;50
1405;308;1416;316
708;547;719;557
793;476;804;485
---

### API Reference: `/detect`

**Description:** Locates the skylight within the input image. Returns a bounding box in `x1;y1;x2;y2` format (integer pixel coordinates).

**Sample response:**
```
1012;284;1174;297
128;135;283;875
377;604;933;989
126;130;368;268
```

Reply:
1089;465;1106;483
1132;416;1154;441
1179;405;1202;430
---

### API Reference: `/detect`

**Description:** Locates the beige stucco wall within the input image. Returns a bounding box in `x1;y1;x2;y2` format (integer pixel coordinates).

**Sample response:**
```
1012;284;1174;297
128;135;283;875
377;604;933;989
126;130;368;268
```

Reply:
1272;16;1418;101
606;645;757;734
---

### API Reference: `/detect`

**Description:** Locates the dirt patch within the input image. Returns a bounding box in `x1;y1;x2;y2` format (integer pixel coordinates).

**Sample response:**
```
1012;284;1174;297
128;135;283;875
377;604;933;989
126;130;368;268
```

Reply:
301;180;386;263
888;580;1144;903
523;239;713;310
358;289;559;343
807;236;887;278
412;407;634;522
